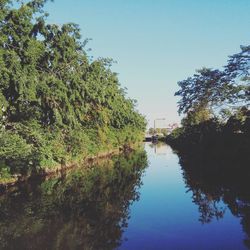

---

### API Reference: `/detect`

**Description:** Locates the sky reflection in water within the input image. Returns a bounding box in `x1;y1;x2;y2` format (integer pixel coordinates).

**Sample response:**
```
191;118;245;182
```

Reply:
120;143;248;250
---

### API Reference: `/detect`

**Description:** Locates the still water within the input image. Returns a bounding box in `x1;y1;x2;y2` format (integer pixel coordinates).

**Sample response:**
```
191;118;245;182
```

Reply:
120;143;249;250
0;143;249;249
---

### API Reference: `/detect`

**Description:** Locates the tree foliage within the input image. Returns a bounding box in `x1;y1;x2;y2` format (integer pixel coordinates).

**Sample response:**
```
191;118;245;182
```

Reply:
0;0;146;180
168;44;250;155
175;45;249;127
225;45;250;104
175;68;227;115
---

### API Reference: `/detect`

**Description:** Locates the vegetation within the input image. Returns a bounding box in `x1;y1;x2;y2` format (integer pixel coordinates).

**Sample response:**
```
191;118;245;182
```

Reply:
167;48;249;243
165;44;250;248
0;0;146;182
148;127;168;136
167;45;250;157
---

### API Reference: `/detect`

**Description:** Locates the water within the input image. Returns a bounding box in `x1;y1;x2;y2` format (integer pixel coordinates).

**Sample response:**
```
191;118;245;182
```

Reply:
120;143;249;250
0;143;249;249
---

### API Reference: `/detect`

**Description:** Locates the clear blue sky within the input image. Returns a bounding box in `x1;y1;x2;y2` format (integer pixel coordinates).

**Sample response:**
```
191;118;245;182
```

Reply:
45;0;250;128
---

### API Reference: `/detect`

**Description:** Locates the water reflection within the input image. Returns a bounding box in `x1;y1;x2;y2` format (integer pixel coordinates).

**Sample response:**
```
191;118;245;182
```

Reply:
178;151;250;249
1;143;249;249
0;149;148;250
149;142;174;157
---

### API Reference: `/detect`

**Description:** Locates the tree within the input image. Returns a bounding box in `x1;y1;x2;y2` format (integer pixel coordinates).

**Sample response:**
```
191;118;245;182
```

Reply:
175;45;250;123
148;128;155;135
181;106;212;126
175;68;230;115
0;0;146;179
161;128;168;136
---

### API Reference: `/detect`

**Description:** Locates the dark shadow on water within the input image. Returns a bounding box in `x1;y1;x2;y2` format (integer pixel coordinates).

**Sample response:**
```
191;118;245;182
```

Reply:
176;148;250;249
0;149;148;250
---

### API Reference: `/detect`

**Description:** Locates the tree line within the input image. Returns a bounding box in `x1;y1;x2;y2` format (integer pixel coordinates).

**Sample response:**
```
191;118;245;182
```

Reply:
0;0;146;183
167;44;249;162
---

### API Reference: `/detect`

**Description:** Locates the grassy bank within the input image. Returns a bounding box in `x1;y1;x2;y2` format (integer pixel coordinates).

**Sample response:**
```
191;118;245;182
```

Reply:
0;126;145;186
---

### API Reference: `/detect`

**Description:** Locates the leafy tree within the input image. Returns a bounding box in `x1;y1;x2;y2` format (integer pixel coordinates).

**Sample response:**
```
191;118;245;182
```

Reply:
175;45;249;130
181;106;212;126
175;68;231;115
0;0;146;181
161;128;168;136
170;44;250;155
148;128;155;135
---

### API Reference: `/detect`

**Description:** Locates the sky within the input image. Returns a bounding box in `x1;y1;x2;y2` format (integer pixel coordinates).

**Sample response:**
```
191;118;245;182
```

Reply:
44;0;250;128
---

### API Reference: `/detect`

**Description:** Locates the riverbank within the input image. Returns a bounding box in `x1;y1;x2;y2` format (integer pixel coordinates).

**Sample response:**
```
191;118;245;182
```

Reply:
0;142;142;191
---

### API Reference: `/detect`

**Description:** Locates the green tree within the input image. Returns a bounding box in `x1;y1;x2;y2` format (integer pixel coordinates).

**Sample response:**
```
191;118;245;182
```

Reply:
0;0;146;181
175;68;230;115
175;45;250;126
161;128;168;136
148;127;155;135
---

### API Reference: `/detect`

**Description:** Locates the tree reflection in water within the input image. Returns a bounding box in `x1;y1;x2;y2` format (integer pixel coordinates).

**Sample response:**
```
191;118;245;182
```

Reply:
0;149;148;250
178;151;250;249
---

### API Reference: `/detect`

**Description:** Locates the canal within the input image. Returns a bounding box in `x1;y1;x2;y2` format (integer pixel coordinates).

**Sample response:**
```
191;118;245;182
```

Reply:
0;143;249;249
